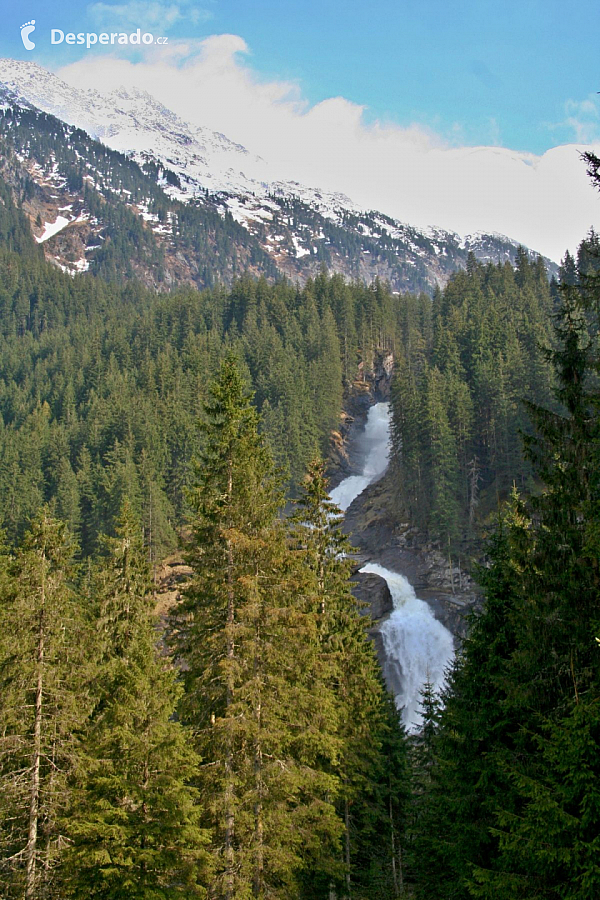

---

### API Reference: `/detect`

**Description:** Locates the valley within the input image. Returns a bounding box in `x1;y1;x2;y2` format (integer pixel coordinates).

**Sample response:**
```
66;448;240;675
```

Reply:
328;398;457;733
0;46;598;900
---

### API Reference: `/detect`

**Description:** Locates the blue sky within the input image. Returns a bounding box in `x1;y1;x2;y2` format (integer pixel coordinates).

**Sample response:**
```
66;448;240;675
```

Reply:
1;0;599;259
2;0;599;153
212;0;600;153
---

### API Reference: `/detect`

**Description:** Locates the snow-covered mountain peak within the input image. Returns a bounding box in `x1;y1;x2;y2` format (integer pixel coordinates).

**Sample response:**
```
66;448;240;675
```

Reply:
0;58;362;215
0;58;556;290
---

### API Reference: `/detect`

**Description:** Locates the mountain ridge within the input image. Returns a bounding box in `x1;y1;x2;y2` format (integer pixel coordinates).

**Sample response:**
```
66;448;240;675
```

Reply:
0;58;558;290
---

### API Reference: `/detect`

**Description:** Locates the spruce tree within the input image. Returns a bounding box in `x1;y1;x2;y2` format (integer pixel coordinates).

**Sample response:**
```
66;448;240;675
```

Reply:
175;359;342;900
291;459;409;899
410;239;600;900
468;247;600;899
0;514;89;899
61;502;209;899
423;366;459;542
407;509;525;900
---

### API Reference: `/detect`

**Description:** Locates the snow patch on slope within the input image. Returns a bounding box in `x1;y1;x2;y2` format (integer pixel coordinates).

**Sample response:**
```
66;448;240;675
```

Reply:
35;215;70;243
0;59;365;226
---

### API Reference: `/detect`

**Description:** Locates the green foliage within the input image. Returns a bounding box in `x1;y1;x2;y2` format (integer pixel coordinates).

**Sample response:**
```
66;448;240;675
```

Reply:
292;459;409;899
0;220;401;553
0;149;417;894
407;513;524;900
174;361;344;899
390;254;554;546
407;232;600;899
0;514;91;898
60;504;209;899
471;697;600;900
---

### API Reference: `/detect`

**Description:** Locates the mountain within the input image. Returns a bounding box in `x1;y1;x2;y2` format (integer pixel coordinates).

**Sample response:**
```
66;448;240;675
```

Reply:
0;58;557;291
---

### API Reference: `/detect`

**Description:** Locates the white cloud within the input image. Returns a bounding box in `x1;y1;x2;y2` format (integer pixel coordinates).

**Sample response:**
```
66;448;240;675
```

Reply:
561;96;600;144
56;35;600;262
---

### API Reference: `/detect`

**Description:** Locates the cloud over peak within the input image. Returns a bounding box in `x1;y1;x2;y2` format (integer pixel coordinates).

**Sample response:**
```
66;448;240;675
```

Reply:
56;34;600;262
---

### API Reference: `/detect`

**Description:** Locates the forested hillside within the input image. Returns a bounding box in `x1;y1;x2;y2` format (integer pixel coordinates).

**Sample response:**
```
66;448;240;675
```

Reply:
0;176;402;557
389;247;558;547
0;359;408;899
0;104;277;287
405;163;600;898
1;74;599;899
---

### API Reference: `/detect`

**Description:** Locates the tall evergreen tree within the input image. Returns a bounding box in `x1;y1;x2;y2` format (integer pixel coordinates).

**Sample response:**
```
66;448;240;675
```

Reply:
291;459;409;899
409;236;600;900
61;502;209;899
0;514;89;899
468;246;600;899
407;507;525;900
174;359;342;900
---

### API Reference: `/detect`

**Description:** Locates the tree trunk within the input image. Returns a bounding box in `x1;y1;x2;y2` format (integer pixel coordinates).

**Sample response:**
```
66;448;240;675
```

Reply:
344;796;351;899
398;843;404;896
389;788;399;898
41;726;59;892
224;460;235;900
253;623;264;898
140;756;149;882
25;599;45;900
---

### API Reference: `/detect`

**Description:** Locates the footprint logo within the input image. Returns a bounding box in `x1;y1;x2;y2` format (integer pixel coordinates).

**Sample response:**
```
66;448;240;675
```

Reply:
20;20;36;51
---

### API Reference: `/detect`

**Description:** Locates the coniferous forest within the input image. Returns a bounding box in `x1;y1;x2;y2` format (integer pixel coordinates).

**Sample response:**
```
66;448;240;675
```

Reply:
392;157;600;900
0;97;600;900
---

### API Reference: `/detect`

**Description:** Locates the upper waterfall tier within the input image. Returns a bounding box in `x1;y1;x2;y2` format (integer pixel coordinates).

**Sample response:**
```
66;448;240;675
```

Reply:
330;402;391;512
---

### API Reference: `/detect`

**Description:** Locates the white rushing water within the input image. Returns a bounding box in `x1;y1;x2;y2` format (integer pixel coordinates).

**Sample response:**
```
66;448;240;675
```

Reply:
360;563;455;732
329;402;391;511
329;401;455;733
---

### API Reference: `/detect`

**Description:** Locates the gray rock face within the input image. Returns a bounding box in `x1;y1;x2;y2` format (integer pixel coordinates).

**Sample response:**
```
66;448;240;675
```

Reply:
351;571;393;620
343;472;480;640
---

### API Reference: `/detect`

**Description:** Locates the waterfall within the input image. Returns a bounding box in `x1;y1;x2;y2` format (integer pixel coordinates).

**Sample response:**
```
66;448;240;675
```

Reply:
360;563;454;732
330;402;391;511
329;401;455;732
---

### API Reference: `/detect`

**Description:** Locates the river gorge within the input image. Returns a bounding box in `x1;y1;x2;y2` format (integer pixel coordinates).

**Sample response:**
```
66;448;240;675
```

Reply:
330;401;456;732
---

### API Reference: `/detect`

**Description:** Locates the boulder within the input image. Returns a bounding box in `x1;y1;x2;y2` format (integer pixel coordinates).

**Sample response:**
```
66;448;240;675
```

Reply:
351;571;393;620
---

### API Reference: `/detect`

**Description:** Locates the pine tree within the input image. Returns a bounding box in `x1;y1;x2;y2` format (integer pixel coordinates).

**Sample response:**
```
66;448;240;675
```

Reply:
407;508;525;900
61;502;209;898
0;514;90;899
423;366;459;543
468;250;600;899
174;359;342;899
470;695;600;900
291;459;408;899
390;353;425;523
411;239;600;900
